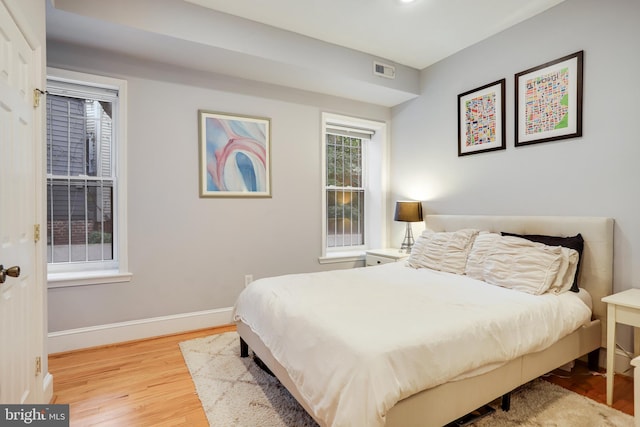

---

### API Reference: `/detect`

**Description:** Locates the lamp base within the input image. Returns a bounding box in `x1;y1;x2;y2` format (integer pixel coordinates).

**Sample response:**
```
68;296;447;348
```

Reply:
400;222;415;253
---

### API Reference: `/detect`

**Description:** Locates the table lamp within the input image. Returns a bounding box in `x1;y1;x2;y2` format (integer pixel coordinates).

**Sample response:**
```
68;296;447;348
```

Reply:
394;201;423;253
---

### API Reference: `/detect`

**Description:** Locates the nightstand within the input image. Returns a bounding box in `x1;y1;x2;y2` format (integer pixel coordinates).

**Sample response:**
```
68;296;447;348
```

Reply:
365;248;410;266
601;288;640;406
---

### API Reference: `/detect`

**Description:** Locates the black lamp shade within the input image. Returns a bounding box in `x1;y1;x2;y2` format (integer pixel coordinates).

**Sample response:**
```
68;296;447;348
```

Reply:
394;201;423;222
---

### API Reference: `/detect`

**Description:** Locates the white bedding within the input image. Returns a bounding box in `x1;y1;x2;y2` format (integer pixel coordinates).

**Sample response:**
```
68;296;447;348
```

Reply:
233;262;592;427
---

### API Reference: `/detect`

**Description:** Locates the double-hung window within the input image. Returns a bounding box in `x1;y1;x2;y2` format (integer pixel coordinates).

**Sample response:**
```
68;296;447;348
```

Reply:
321;113;387;262
46;69;130;287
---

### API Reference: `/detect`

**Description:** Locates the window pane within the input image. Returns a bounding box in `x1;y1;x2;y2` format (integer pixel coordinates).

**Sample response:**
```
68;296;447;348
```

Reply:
87;180;113;262
326;189;364;247
47;96;86;176
46;179;114;263
47;95;113;178
326;134;362;188
85;100;113;178
47;179;70;263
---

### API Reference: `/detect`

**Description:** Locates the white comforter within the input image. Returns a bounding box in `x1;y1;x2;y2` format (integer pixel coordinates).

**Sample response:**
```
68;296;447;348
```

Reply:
233;262;592;427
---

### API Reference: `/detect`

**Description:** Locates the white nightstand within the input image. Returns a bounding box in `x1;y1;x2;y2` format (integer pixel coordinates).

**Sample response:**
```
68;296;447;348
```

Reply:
365;248;410;266
601;288;640;406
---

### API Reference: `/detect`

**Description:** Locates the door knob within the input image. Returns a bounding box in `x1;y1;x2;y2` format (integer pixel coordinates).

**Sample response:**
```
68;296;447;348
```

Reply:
0;265;20;284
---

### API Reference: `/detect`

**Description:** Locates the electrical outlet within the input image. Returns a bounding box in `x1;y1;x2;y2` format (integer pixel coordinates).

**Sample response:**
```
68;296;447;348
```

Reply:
244;274;253;287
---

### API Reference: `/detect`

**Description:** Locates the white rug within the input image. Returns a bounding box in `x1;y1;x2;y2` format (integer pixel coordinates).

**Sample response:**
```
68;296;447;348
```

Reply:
180;332;634;427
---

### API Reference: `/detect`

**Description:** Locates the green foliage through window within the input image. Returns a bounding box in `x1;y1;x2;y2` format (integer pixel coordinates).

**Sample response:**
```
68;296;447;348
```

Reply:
326;134;362;187
326;133;365;248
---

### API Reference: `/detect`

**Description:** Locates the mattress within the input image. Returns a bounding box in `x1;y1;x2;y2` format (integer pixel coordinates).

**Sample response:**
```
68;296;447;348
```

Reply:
233;262;592;427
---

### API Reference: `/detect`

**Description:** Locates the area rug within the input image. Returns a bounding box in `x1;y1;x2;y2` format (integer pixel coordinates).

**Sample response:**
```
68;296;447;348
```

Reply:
180;332;634;426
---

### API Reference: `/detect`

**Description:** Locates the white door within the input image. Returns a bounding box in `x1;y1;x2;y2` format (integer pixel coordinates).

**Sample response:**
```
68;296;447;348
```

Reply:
0;0;44;404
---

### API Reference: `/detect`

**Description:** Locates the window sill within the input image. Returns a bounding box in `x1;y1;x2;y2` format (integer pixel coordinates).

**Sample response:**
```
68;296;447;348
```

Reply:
48;270;133;288
318;251;365;265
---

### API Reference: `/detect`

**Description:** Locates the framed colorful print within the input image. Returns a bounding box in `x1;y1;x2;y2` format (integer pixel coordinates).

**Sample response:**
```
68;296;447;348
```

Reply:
515;50;583;146
458;79;506;156
198;110;271;198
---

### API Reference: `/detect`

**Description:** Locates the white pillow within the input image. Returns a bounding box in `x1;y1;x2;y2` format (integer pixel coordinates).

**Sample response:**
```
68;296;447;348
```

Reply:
548;245;579;294
462;232;495;278
465;233;576;295
407;228;480;274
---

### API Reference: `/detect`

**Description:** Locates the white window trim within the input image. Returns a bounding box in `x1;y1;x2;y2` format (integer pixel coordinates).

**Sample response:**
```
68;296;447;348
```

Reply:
46;67;131;288
47;271;133;288
319;112;388;264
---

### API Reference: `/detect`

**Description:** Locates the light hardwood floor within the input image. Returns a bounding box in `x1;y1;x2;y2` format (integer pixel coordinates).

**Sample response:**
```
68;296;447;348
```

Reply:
48;325;235;426
48;325;634;426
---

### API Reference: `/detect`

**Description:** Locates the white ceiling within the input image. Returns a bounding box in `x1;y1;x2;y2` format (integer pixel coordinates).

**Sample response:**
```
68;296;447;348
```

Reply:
183;0;565;69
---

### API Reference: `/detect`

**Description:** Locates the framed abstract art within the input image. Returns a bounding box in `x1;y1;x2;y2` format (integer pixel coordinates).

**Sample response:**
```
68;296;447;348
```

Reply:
198;110;271;197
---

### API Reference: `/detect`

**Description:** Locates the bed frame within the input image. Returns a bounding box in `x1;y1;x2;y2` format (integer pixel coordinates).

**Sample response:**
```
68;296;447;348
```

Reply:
236;215;614;427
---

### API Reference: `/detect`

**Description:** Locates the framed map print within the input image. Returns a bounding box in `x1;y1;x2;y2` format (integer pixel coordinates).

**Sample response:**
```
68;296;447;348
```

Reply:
458;79;506;156
515;51;583;146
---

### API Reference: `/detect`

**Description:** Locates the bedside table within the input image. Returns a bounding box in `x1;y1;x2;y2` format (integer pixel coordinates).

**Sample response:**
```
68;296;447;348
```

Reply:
601;288;640;405
365;248;410;266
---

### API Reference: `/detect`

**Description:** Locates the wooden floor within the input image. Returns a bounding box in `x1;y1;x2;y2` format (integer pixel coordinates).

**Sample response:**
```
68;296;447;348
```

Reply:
48;325;235;427
49;325;634;426
543;361;634;416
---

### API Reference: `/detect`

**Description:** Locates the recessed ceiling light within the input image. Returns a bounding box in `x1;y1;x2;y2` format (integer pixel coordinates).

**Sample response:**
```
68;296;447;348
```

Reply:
398;0;417;3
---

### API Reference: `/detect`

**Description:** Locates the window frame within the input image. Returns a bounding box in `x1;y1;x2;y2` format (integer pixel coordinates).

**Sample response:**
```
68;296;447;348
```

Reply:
46;68;131;288
325;132;367;250
319;113;388;264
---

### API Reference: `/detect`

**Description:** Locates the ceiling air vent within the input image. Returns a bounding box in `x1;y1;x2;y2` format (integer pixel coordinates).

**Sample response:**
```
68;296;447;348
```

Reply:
373;61;395;79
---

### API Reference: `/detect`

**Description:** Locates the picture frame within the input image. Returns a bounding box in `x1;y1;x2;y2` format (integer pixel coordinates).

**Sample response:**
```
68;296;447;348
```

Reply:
458;79;506;156
198;110;271;198
515;50;583;146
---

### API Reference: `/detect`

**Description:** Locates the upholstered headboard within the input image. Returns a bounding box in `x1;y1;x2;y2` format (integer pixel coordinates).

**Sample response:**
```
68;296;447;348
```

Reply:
424;215;614;322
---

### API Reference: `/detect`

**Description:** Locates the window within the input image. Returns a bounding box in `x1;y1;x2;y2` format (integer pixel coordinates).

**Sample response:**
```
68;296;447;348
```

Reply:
326;132;367;248
46;69;130;287
321;113;387;262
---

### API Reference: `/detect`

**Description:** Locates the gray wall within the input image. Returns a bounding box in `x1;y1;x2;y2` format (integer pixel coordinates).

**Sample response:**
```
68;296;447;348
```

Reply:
391;0;640;343
46;43;390;331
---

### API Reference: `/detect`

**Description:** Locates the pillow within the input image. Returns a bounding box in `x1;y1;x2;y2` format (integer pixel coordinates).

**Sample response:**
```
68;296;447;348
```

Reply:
550;247;579;294
407;228;480;274
501;232;584;292
465;233;577;295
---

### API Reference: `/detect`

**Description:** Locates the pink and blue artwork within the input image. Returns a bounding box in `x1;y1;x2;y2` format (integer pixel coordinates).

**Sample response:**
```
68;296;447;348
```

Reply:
199;111;271;197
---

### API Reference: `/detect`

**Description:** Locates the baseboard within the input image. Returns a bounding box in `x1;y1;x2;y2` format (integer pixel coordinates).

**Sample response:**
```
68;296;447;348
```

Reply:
43;372;54;403
613;347;634;377
48;307;234;354
584;347;634;377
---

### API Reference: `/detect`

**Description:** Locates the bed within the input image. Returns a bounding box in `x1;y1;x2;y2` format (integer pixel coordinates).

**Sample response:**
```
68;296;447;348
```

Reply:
233;215;614;427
